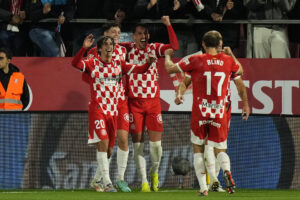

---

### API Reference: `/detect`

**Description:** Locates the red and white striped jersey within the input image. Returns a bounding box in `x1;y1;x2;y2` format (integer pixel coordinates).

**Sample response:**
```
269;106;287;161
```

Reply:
124;42;171;99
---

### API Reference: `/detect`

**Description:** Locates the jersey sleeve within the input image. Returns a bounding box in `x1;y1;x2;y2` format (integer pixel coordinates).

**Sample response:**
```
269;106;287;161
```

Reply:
71;47;91;73
121;59;150;75
87;47;98;59
231;57;240;74
119;42;132;54
175;56;196;73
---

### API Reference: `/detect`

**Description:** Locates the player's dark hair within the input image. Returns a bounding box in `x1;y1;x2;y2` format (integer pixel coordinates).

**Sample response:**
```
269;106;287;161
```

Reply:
133;23;149;33
96;36;115;54
0;47;12;59
202;30;222;48
102;22;121;33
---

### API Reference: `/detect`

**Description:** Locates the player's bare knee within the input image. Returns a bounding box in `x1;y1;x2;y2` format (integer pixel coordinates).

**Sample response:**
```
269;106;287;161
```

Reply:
214;148;226;157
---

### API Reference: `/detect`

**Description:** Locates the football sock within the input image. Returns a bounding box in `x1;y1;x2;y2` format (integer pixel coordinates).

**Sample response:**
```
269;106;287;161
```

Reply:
217;152;231;172
97;151;112;186
94;151;102;181
194;153;208;192
117;147;129;181
149;140;162;174
133;142;148;183
204;145;218;183
215;157;221;176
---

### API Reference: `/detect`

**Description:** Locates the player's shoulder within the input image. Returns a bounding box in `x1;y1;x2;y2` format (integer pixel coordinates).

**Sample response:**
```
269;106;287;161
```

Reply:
219;52;234;61
116;44;126;51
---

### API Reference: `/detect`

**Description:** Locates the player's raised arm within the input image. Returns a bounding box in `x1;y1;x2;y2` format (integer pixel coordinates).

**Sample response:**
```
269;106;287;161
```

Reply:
234;77;250;120
71;34;95;71
161;16;179;51
223;46;243;76
175;74;191;105
164;48;181;74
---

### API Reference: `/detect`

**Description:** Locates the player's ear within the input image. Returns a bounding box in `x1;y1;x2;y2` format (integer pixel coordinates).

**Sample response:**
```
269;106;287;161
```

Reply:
202;41;206;50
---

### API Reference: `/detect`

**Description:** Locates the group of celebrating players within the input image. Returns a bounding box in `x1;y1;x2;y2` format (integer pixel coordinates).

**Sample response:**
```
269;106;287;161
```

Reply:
71;15;250;196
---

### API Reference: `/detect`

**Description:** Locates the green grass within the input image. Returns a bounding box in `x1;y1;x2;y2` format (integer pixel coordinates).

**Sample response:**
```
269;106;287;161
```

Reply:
1;189;300;200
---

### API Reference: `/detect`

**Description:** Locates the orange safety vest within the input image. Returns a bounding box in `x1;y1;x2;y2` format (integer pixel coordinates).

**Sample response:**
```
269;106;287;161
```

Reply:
0;72;24;111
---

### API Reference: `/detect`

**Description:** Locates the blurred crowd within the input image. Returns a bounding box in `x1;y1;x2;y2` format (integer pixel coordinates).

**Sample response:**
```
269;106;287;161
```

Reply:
0;0;299;58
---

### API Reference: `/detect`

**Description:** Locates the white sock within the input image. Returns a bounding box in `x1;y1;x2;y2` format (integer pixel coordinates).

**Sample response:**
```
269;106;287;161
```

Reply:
133;142;148;183
215;158;221;176
216;152;231;172
117;147;129;181
194;153;207;192
97;151;112;186
94;151;102;181
204;145;218;183
149;141;162;174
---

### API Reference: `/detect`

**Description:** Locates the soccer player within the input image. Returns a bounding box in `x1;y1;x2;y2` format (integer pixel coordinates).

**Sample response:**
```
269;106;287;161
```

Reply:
85;23;132;192
164;30;243;196
71;35;155;192
174;48;250;193
120;16;178;192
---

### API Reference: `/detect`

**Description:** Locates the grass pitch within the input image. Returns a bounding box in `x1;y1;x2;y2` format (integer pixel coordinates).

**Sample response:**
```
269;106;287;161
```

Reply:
1;189;300;200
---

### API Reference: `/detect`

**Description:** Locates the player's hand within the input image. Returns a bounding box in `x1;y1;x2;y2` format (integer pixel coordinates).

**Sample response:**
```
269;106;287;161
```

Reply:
43;3;51;14
242;105;250;120
147;53;157;65
161;16;171;26
164;48;174;57
83;34;95;49
174;94;184;105
223;46;233;56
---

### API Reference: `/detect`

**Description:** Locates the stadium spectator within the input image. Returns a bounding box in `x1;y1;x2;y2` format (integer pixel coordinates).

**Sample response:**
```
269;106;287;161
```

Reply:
26;0;75;57
288;0;300;58
133;0;172;44
244;0;296;58
71;0;105;56
71;35;155;193
167;0;199;58
0;0;27;56
0;47;30;111
120;16;178;192
193;0;245;53
103;0;136;42
164;30;243;196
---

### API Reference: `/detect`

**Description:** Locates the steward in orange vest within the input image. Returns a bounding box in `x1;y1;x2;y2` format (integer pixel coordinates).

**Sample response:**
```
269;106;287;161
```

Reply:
0;48;29;111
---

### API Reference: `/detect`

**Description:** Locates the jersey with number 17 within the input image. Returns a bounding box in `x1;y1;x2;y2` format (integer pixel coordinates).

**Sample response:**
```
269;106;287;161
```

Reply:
176;52;240;119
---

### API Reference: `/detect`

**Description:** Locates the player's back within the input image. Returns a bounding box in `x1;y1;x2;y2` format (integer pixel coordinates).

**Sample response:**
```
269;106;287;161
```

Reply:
190;52;237;118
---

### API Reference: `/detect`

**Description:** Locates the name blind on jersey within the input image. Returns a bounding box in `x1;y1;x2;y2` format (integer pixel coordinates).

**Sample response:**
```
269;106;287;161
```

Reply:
207;59;224;66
